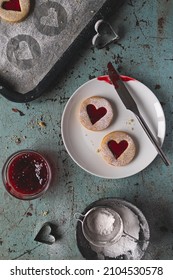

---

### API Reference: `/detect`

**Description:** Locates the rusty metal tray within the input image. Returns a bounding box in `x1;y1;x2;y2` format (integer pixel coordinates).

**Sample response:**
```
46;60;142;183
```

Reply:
0;0;122;103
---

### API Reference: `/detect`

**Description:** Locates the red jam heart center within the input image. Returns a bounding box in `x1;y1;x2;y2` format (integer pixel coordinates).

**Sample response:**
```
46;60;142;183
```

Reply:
108;140;128;159
2;0;21;11
86;104;107;125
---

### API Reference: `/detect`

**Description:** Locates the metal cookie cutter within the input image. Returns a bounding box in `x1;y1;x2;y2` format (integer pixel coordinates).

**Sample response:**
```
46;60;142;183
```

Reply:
92;19;119;49
34;222;61;245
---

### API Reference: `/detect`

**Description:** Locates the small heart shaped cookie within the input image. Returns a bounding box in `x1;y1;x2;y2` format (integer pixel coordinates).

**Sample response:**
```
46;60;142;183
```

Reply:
92;19;119;49
100;131;136;166
0;0;30;23
80;96;114;131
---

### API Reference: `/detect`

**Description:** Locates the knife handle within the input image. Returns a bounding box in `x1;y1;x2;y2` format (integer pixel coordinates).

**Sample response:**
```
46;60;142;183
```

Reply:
136;114;170;166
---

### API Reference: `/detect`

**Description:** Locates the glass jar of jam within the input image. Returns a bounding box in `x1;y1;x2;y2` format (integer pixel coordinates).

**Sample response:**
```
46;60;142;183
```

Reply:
2;150;52;200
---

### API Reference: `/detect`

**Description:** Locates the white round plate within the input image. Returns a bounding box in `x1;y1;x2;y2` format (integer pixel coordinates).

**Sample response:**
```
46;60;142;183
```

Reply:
61;76;166;179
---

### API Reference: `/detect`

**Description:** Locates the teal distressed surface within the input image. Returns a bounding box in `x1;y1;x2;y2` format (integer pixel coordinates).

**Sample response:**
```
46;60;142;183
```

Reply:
0;0;173;259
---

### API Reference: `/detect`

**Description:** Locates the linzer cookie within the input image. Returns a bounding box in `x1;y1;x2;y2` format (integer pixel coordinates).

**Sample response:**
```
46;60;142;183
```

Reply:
100;131;136;166
79;96;114;131
0;0;30;23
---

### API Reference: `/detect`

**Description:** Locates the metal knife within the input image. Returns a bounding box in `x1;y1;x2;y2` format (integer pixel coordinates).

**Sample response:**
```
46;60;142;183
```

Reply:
107;62;170;166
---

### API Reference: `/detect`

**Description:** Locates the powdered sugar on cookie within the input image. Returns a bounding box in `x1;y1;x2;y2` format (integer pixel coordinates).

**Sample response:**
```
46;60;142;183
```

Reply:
100;131;136;166
79;96;114;131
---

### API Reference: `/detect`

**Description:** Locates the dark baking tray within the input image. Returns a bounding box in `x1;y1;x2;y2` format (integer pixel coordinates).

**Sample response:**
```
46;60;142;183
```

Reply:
0;0;124;103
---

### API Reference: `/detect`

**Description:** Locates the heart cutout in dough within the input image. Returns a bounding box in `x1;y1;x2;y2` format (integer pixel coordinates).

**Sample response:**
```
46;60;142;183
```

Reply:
2;0;21;11
87;104;107;124
108;140;128;159
92;19;119;49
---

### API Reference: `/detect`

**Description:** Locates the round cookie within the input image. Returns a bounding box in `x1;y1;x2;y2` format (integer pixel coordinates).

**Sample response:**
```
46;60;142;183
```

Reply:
79;96;114;131
0;0;30;23
100;131;136;166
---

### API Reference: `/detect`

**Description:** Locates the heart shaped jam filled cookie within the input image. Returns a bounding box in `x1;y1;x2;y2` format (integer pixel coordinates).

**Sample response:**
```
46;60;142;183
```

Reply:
80;96;114;131
100;131;136;166
0;0;30;22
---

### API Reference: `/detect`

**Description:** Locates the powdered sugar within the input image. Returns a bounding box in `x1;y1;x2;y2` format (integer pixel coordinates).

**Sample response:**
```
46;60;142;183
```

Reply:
87;208;116;236
90;203;146;259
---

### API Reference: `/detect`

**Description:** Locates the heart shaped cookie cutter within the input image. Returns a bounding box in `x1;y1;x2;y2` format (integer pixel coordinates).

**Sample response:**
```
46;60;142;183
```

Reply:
92;19;119;49
34;222;61;245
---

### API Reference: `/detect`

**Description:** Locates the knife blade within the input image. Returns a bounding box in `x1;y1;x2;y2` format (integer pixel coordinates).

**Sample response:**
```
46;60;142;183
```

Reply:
107;62;170;166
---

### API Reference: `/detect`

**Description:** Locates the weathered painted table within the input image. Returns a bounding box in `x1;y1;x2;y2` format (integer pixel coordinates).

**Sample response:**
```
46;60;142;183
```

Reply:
0;0;173;259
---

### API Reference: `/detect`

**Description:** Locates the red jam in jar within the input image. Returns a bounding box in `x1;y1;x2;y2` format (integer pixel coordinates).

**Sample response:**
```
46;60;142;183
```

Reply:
2;150;51;200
